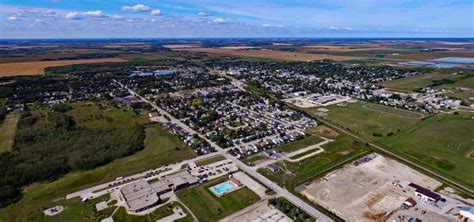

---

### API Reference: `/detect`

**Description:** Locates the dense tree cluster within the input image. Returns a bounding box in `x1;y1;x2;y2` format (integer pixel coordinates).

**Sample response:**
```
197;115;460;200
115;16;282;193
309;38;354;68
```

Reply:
269;197;314;222
0;111;145;207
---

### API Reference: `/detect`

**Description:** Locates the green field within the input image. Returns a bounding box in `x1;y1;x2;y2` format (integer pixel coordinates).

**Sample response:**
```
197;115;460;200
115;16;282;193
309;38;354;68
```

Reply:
382;72;457;92
0;123;197;222
317;101;423;141
176;176;260;221
241;153;268;166
27;196;193;222
276;135;324;153
0;113;19;153
195;154;226;166
67;102;148;129
454;76;474;89
259;134;369;189
380;112;474;189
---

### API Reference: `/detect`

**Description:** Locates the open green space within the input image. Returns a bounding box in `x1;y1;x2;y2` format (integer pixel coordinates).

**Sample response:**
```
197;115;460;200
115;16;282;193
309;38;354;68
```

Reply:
259;134;369;189
195;154;226;166
176;176;260;221
382;72;458;92
380;112;474;189
454;76;474;89
26;194;114;222
0;123;197;222
276;135;324;153
316;101;423;141
0;113;19;153
242;153;268;166
111;202;194;222
67;102;148;129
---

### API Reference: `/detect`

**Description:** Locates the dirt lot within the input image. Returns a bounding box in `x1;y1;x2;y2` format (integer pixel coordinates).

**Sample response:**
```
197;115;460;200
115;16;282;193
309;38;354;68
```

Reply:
0;58;127;77
301;154;442;222
172;47;358;61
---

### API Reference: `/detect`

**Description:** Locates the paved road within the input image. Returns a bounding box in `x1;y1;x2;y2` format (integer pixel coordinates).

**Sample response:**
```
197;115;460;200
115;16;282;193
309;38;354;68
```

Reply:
114;80;333;222
316;117;474;195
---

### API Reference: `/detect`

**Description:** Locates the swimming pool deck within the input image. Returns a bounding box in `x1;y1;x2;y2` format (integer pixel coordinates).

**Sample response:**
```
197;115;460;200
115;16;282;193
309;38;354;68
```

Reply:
210;180;241;197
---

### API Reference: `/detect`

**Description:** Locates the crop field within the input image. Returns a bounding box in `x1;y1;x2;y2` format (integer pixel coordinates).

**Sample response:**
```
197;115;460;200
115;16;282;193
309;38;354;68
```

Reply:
172;47;358;61
0;58;126;77
176;176;260;222
259;134;369;189
0;123;197;222
0;114;19;153
390;52;474;61
315;101;423;140
380;112;474;189
382;72;458;92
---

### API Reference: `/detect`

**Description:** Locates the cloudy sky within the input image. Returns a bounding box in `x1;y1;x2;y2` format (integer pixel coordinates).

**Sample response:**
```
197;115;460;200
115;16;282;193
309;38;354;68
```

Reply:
1;0;473;39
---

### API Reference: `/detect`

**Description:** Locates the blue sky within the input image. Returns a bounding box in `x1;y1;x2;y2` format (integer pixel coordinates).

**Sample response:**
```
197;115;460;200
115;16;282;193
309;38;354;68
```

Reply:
0;0;473;38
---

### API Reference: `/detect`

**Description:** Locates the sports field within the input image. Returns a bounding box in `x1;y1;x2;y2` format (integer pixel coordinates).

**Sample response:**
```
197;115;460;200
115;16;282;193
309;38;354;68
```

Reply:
0;123;197;222
0;114;19;153
176;176;260;221
318;101;423;140
380;112;474;189
382;72;458;92
0;58;126;77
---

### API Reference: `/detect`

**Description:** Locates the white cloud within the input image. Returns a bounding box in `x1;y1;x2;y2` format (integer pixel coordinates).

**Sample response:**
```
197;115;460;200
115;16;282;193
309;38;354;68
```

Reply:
329;26;340;30
261;24;271;28
328;26;354;30
121;4;151;12
83;10;104;17
111;14;124;20
197;12;208;17
150;9;161;16
212;18;226;24
7;16;21;21
65;12;80;20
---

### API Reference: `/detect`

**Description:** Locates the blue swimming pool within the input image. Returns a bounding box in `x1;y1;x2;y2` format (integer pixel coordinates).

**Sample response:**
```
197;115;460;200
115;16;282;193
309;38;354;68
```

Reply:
212;181;236;195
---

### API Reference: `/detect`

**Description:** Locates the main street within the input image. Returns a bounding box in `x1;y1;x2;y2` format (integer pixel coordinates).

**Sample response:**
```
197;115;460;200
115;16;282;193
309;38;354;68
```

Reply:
113;79;333;222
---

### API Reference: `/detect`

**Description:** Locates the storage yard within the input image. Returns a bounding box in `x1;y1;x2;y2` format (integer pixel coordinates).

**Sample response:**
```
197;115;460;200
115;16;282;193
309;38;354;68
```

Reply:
301;154;443;222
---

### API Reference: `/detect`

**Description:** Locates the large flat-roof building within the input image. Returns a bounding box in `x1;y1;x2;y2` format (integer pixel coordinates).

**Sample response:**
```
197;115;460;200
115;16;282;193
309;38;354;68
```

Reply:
120;180;160;213
409;183;441;204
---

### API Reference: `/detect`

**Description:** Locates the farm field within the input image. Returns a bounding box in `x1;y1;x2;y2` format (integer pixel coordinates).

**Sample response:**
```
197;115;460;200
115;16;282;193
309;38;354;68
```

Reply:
314;101;423;141
176;176;260;222
0;58;126;77
380;112;474;189
259;134;369;189
390;52;474;61
382;72;458;92
0;123;197;222
0;113;19;153
172;47;359;61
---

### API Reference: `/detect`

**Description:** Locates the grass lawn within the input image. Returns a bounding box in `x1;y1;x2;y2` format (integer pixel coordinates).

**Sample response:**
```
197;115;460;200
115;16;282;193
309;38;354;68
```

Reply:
26;194;113;222
112;202;193;222
241;153;268;166
177;176;260;222
260;135;369;189
195;155;226;166
380;112;474;189
276;135;324;153
382;72;457;92
0;113;19;153
0;123;197;222
316;101;423;141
